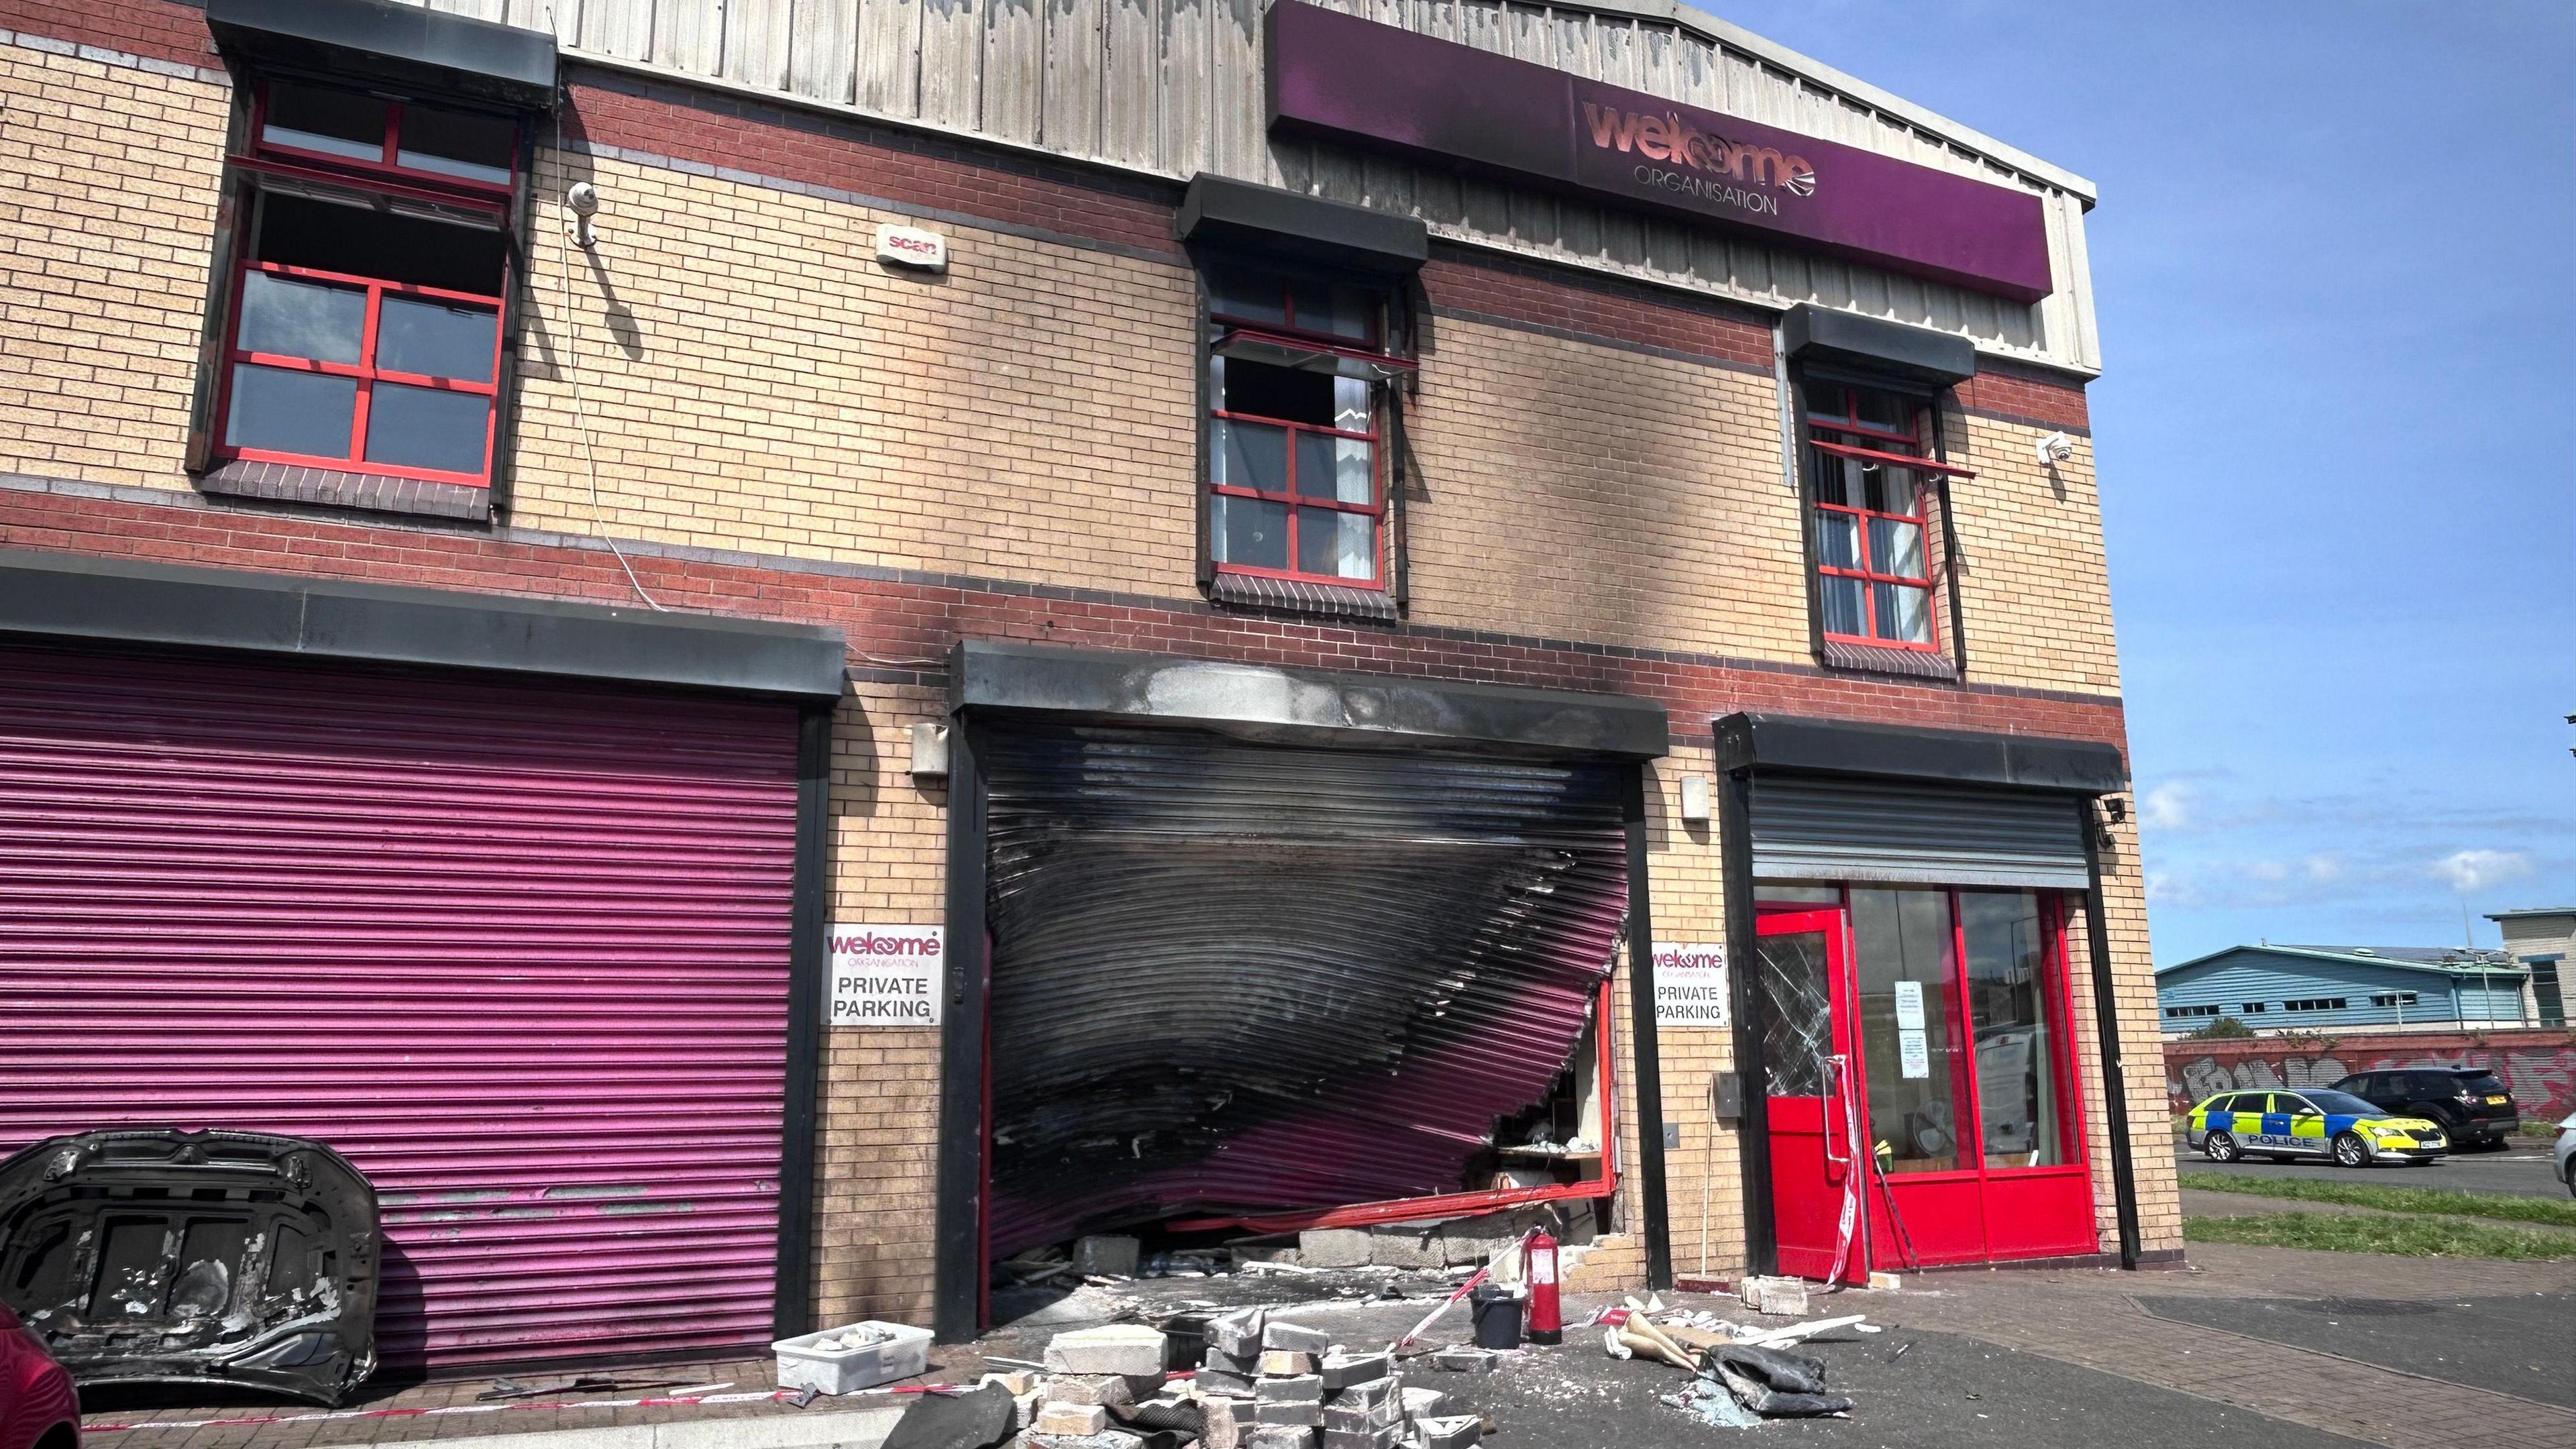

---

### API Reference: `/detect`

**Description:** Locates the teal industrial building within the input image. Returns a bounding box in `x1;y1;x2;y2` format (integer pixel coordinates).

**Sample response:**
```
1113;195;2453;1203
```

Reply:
2156;945;2548;1036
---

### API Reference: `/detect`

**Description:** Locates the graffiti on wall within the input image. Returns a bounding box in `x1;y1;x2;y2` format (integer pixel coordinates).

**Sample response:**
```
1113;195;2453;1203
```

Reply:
2165;1032;2576;1120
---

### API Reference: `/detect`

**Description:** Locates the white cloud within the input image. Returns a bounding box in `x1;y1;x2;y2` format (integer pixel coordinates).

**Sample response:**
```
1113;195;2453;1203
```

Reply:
2428;849;2530;894
2138;781;2194;831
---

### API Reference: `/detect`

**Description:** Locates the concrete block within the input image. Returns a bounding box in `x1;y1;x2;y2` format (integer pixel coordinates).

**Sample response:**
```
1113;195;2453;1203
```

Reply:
1322;1427;1401;1449
1318;1352;1390;1392
980;1370;1039;1396
1205;1344;1264;1375
1429;1348;1498;1373
1197;1394;1250;1449
1195;1368;1258;1397
1245;1428;1318;1449
1414;1414;1481;1449
1254;1401;1324;1428
1034;1402;1110;1436
1256;1350;1316;1377
1740;1275;1809;1316
1364;1228;1444;1271
1041;1375;1135;1407
1045;1324;1167;1377
1207;1307;1268;1358
1322;1396;1400;1432
1072;1235;1141;1278
1330;1377;1396;1411
1401;1386;1452;1421
1438;1233;1503;1268
1263;1322;1333;1354
1257;1374;1323;1404
1297;1228;1371;1268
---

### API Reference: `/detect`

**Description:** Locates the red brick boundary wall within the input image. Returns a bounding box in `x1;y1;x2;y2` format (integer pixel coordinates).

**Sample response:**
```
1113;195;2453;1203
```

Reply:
2165;1028;2576;1121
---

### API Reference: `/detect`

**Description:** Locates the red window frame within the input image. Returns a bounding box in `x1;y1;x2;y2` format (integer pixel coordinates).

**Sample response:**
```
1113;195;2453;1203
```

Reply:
209;80;517;491
1206;275;1401;591
1806;382;1943;653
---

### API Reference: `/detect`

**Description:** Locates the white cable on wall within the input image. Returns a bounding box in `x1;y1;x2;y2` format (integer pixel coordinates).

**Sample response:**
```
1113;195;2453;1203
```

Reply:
551;94;663;612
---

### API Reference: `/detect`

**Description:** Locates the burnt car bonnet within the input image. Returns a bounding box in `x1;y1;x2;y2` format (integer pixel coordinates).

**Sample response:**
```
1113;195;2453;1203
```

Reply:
0;1129;378;1404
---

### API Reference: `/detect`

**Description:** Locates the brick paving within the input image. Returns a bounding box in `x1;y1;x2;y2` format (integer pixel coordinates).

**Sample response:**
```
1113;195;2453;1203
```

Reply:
1892;1243;2576;1449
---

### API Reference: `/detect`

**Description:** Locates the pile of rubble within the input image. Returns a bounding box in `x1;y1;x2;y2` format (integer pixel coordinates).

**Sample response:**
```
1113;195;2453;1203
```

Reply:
972;1311;1487;1449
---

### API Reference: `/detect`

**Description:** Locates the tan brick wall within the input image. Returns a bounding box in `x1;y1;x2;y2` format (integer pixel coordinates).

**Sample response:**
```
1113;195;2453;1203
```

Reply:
1643;745;1748;1282
2063;810;2182;1255
1945;411;2121;696
508;149;1201;593
1401;319;1807;663
809;678;952;1329
0;46;225;489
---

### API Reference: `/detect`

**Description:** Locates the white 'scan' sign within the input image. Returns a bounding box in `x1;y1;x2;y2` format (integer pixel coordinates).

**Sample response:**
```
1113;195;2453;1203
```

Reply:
1653;943;1729;1026
875;223;947;272
827;924;944;1027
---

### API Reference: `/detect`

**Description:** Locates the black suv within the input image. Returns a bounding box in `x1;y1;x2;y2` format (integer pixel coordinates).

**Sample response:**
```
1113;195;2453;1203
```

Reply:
2330;1067;2522;1149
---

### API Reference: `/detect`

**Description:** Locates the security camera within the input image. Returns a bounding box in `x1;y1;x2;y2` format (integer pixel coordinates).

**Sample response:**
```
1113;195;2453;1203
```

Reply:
566;182;600;248
2034;431;2076;466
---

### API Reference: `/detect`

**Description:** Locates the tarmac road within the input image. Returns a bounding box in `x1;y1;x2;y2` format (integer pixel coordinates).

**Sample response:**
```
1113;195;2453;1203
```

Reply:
2172;1140;2570;1198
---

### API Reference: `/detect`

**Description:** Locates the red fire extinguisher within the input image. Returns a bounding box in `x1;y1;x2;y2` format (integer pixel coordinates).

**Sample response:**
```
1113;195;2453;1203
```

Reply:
1525;1227;1562;1345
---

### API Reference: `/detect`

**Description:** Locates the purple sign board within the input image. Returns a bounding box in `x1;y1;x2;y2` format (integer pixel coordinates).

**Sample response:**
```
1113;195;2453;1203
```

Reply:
1264;3;2054;305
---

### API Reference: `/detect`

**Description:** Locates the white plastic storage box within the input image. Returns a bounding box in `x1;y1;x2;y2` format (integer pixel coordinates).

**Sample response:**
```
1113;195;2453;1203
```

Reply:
773;1321;934;1395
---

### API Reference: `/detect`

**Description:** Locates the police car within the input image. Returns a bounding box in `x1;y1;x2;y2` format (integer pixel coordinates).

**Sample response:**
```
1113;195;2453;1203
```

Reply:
2186;1087;2448;1168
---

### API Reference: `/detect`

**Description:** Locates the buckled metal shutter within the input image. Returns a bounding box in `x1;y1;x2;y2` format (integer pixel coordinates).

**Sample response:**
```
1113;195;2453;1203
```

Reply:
0;643;798;1368
980;724;1628;1254
1749;774;2088;888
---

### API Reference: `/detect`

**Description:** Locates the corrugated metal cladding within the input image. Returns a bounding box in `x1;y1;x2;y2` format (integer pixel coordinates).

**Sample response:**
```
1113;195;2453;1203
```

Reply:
0;644;799;1366
445;0;2096;372
1750;774;2088;890
981;724;1625;1253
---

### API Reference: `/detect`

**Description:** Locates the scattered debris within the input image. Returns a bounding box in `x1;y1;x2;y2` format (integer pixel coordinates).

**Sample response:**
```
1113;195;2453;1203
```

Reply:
1607;1295;1866;1425
777;1320;936;1394
478;1375;701;1401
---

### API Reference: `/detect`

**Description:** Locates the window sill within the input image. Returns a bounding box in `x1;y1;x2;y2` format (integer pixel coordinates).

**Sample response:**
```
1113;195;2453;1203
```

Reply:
1820;637;1957;682
199;458;492;522
1208;570;1399;623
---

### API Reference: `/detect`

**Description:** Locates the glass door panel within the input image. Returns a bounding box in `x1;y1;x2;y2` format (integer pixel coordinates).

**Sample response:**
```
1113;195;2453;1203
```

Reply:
1960;890;2065;1168
1757;911;1861;1284
1847;888;1971;1176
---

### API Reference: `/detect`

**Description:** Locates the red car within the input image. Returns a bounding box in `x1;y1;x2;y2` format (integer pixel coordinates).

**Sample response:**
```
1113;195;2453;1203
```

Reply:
0;1299;77;1449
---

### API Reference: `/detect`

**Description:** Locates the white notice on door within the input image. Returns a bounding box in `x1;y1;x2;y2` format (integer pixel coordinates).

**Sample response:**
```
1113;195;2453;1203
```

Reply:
1893;979;1925;1030
1898;1028;1930;1079
1652;943;1728;1026
826;924;945;1027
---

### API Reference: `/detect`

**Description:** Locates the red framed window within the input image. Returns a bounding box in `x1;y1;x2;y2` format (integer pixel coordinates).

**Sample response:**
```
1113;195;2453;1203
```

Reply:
211;81;519;493
1805;380;1940;651
1203;268;1410;588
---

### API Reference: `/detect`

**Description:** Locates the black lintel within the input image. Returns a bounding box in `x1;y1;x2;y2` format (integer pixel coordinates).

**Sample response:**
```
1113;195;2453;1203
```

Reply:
1782;303;1978;391
206;0;559;112
1175;173;1431;276
1711;710;2126;794
0;547;846;700
952;639;1666;759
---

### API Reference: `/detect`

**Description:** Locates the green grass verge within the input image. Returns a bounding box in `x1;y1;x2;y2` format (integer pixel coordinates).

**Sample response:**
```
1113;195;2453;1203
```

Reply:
2184;1211;2575;1259
2178;1169;2576;1228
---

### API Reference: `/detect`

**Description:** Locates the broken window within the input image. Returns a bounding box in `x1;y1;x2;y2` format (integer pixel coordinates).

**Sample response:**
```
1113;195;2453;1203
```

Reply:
207;78;517;506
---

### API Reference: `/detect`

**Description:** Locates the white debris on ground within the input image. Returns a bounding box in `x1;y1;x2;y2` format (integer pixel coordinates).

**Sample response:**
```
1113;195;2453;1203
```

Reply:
1591;1293;1870;1426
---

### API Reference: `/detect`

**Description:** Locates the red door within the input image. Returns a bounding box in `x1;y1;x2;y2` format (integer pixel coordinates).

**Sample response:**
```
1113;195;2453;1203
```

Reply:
1756;910;1866;1285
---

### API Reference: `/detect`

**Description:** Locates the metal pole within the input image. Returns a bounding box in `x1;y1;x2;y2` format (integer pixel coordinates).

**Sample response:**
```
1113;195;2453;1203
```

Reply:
2079;799;2141;1271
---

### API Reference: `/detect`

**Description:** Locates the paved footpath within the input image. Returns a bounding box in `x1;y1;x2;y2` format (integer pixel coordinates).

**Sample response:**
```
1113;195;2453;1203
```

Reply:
1891;1244;2576;1449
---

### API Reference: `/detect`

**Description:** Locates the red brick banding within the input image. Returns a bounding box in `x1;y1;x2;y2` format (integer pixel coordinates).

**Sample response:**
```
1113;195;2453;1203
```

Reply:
0;486;2127;753
0;0;214;69
1959;361;2091;432
1420;254;1776;374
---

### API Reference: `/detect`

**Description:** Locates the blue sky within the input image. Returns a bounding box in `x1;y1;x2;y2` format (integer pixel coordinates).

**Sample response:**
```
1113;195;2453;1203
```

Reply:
1716;0;2575;963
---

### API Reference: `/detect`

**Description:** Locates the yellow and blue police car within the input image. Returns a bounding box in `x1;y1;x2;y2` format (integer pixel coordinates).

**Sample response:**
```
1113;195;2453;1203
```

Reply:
2186;1087;2448;1168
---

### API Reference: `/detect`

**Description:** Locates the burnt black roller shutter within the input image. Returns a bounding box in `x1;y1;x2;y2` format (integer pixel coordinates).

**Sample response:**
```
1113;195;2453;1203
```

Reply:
1749;775;2088;888
980;724;1627;1254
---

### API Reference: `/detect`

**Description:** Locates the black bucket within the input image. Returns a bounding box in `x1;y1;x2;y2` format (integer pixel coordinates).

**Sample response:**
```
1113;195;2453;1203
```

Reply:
1469;1283;1525;1350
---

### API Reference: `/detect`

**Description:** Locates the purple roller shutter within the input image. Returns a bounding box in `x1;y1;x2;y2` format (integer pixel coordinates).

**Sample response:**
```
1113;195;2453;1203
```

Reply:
0;643;799;1368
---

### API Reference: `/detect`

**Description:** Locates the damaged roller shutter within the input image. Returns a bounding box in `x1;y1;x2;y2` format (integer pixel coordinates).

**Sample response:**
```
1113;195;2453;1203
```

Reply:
981;724;1627;1254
